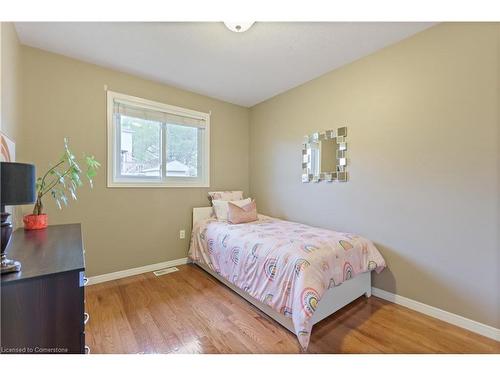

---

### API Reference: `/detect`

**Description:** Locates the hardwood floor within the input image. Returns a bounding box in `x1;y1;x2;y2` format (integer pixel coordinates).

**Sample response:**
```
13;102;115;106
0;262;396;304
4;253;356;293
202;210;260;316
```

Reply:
85;264;500;354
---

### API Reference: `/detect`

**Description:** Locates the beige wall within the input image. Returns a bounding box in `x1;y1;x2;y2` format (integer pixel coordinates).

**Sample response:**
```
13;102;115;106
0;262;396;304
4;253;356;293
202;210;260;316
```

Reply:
497;24;500;328
1;22;24;226
1;23;2;129
1;22;22;145
250;23;499;328
19;46;250;277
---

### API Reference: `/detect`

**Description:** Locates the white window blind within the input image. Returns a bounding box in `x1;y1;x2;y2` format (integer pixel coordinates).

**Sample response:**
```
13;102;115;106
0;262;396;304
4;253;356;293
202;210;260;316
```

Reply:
113;100;207;128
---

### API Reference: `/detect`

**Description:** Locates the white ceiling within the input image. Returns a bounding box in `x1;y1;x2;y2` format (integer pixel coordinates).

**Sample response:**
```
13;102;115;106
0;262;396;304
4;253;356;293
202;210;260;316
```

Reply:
15;22;434;107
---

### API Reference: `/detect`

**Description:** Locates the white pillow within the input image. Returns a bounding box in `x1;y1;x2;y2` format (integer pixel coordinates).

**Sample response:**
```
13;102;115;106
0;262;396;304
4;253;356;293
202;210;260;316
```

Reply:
212;198;251;221
208;191;244;203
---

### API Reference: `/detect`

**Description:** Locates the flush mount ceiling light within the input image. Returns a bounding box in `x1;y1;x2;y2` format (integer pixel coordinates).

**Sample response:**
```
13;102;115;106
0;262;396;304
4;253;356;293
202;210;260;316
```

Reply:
223;22;255;33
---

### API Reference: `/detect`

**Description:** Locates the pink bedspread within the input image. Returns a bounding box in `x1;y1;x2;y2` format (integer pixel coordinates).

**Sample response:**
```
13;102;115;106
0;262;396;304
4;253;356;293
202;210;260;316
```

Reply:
188;215;386;350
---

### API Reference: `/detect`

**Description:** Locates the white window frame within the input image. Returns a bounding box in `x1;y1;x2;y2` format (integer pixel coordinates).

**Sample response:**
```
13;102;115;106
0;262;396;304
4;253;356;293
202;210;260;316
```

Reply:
107;90;210;188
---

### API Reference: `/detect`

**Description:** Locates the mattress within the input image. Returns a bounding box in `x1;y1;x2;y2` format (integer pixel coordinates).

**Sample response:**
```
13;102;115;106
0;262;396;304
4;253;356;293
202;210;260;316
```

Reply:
188;214;386;350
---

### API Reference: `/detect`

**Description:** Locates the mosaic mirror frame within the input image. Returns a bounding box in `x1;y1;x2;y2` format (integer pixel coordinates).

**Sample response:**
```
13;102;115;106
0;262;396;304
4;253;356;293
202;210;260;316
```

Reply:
301;126;348;183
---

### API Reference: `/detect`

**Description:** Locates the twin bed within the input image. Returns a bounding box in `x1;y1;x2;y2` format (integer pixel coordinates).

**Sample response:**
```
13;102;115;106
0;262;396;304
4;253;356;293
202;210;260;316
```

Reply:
188;206;386;350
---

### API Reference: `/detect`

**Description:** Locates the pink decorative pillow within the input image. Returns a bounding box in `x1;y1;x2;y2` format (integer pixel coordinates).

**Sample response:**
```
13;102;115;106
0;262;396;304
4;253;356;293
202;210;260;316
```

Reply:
227;200;258;224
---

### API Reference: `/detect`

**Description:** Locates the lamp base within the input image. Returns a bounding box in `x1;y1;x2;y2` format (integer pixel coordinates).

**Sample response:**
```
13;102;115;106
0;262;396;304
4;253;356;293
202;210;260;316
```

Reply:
1;211;21;274
1;255;21;274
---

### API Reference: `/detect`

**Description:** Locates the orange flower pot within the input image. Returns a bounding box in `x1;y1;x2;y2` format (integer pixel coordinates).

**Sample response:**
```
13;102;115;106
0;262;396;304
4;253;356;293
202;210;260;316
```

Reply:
23;214;48;230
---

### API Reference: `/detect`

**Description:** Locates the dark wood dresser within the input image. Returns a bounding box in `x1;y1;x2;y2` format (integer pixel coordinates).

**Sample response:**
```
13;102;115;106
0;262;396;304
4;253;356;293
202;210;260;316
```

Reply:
1;224;88;354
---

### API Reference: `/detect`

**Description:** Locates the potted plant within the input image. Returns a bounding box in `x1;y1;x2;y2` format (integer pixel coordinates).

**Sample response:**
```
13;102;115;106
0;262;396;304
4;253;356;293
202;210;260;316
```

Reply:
23;138;101;230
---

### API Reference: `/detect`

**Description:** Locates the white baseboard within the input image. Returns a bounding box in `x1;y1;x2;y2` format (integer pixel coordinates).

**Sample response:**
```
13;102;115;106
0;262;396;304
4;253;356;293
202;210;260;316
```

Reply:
87;257;189;285
372;287;500;342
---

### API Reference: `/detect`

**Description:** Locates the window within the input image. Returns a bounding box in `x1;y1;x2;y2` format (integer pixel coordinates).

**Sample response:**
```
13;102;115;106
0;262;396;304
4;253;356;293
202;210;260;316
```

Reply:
107;91;210;187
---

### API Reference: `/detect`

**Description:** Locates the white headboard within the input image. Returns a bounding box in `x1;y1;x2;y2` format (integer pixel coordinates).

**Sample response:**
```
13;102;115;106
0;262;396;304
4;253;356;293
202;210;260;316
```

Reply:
193;207;214;227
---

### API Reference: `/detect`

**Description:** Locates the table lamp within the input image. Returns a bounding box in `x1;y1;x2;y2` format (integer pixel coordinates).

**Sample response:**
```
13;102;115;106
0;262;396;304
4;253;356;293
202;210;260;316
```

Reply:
1;162;36;274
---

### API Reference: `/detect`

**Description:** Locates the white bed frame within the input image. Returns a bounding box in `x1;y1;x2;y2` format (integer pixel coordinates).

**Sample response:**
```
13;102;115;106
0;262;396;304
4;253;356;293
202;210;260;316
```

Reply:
191;207;372;334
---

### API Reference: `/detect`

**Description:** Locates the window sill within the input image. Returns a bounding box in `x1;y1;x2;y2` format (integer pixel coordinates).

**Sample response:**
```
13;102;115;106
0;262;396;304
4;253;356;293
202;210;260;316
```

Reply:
107;181;210;188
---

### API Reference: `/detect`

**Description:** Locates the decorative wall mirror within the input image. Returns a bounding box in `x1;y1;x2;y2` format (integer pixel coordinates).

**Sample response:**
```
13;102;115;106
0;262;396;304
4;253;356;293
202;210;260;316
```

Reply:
302;126;348;183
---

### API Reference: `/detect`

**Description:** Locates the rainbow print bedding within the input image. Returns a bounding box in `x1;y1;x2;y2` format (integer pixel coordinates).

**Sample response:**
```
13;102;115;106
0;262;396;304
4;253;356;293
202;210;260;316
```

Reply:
188;215;386;350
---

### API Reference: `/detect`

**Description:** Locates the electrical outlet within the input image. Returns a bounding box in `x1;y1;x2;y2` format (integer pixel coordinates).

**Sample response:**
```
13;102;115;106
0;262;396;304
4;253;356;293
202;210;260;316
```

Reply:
179;230;185;239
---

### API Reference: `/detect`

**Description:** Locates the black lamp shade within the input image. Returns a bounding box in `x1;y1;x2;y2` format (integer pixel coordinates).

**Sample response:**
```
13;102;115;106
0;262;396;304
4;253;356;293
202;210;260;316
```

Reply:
1;162;36;207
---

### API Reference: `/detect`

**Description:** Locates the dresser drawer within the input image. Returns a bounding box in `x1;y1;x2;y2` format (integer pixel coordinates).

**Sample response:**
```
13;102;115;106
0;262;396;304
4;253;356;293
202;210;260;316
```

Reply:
1;271;85;353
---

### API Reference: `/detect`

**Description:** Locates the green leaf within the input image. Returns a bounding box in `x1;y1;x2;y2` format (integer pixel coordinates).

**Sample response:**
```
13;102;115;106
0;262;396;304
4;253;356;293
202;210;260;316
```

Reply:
86;169;97;179
68;186;77;200
60;193;68;206
36;177;44;191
